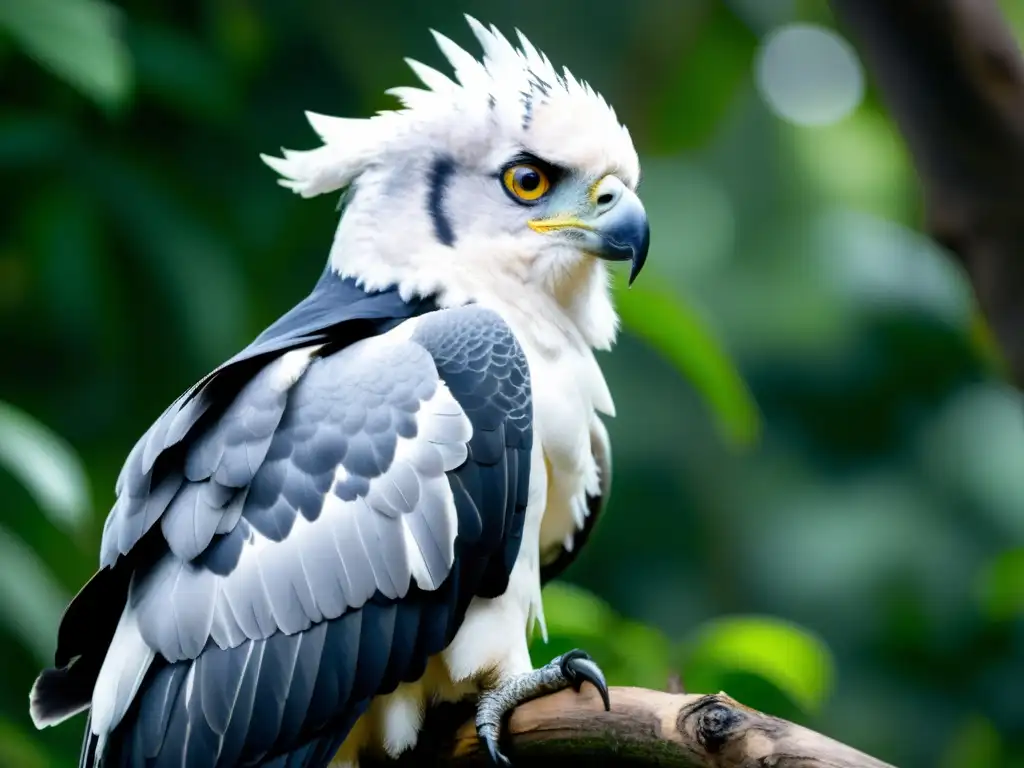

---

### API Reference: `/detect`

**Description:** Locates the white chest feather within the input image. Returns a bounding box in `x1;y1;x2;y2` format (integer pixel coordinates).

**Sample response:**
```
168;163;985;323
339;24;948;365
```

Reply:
518;334;612;561
331;297;615;768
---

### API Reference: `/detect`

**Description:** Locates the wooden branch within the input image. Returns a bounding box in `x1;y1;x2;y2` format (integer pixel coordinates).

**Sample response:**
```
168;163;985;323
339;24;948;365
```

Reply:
367;686;896;768
828;0;1024;386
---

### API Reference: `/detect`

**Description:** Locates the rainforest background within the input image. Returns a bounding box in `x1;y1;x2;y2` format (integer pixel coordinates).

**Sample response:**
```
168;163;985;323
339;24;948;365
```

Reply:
2;1;1023;766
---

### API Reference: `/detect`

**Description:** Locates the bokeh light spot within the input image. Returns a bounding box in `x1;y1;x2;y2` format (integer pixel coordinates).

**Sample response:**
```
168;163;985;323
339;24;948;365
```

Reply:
755;23;865;127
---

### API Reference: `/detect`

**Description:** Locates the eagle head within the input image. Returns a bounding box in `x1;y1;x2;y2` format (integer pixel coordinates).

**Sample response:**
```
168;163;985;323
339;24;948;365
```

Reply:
262;16;648;351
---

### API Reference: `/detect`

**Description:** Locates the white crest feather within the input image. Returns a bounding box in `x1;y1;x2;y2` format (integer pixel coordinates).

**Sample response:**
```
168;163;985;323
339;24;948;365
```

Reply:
403;58;455;93
305;111;361;143
261;15;639;197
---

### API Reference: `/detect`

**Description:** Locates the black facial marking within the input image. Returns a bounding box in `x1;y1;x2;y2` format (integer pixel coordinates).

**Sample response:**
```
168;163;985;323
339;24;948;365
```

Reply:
520;90;534;130
519;69;558;130
527;69;552;97
488;93;496;110
427;155;457;247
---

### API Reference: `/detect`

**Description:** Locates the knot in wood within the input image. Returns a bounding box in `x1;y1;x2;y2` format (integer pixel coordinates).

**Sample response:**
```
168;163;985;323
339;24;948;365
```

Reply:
694;697;744;754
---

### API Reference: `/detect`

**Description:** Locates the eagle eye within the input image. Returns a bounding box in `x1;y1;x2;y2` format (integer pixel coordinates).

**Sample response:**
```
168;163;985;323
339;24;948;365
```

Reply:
502;163;551;203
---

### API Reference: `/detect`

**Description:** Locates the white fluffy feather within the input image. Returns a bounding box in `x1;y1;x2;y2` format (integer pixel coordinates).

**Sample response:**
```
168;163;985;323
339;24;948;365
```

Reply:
261;16;638;197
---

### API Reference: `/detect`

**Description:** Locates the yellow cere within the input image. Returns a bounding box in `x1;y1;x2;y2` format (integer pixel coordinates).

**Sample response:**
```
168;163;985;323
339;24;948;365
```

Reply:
527;215;591;234
503;164;551;201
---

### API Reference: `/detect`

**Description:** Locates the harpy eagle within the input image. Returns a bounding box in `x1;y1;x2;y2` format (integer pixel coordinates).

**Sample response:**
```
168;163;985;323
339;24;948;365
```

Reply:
29;16;650;768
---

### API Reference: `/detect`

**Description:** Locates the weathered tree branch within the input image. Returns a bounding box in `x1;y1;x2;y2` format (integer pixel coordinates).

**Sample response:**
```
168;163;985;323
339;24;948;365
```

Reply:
368;686;895;767
829;0;1024;386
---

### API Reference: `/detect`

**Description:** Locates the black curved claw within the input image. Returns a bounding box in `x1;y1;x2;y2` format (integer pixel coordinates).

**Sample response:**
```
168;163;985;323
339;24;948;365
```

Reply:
557;649;611;711
483;733;512;768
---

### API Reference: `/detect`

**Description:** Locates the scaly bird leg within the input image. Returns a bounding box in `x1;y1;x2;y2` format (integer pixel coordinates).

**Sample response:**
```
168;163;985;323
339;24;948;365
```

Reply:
475;648;610;767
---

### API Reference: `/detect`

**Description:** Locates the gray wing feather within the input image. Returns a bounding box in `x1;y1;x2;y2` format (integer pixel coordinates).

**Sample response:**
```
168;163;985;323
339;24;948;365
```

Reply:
159;482;234;562
126;330;471;663
105;472;183;565
103;350;319;568
185;357;298;485
84;305;535;766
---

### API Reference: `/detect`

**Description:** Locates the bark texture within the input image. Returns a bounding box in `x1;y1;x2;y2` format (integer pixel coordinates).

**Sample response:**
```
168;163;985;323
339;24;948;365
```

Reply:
367;687;896;767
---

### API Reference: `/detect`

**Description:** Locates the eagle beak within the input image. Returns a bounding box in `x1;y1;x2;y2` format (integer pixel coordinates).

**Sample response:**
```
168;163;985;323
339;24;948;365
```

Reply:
528;176;650;285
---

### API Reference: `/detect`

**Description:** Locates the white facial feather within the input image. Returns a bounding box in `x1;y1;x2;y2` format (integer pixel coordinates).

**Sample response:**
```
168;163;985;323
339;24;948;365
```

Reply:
262;16;641;354
261;17;639;196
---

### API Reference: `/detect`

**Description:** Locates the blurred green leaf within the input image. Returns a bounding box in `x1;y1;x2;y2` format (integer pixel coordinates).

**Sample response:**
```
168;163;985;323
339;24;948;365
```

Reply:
969;309;1010;379
80;151;251;367
127;22;237;122
612;619;674;690
650;1;756;153
788;106;917;225
539;580;616;639
533;582;672;689
975;548;1024;621
941;715;1002;768
0;0;132;110
616;281;760;448
680;615;833;714
0;524;69;664
0;401;90;532
532;582;617;674
0;111;71;169
0;719;50;768
211;0;269;72
998;0;1024;42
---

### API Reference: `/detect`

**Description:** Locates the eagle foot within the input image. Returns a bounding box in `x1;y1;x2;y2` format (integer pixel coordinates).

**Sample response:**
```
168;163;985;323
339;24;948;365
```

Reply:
475;648;610;767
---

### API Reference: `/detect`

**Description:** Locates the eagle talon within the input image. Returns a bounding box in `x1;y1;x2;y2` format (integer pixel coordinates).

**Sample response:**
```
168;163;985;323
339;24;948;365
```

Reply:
475;649;610;765
555;649;611;711
482;733;513;768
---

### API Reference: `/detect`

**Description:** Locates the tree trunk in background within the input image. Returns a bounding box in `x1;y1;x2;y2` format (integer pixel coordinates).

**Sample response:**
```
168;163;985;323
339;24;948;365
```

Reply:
830;0;1024;387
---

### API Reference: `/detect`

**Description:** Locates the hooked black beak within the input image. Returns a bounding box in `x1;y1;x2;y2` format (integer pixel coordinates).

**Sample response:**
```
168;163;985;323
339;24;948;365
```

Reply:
591;189;650;286
528;178;650;286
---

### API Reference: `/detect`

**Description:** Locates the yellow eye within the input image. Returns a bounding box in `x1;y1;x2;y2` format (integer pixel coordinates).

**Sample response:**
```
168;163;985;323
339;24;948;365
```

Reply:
502;164;551;202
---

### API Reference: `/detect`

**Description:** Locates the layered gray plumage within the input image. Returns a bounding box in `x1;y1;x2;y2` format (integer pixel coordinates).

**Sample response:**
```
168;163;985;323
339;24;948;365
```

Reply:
125;335;468;661
33;303;534;767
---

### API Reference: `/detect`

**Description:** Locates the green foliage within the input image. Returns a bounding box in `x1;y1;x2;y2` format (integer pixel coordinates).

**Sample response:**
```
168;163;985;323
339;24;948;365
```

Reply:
0;720;50;768
616;281;761;448
679;615;833;715
940;715;1003;768
535;585;833;722
787;108;917;223
0;524;70;665
975;548;1024;621
999;0;1024;42
532;582;672;690
649;2;757;153
0;401;91;532
0;402;80;665
1;2;1023;767
0;0;132;111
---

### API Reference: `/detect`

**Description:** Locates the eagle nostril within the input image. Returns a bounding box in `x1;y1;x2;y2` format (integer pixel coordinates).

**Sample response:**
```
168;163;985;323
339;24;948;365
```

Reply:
596;192;614;206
